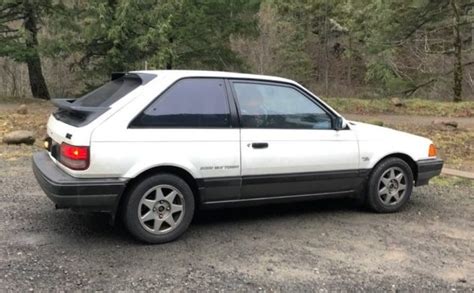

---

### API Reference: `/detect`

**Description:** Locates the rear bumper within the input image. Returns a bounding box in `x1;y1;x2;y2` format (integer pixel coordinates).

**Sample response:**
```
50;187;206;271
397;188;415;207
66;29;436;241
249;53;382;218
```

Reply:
416;158;443;186
32;151;127;213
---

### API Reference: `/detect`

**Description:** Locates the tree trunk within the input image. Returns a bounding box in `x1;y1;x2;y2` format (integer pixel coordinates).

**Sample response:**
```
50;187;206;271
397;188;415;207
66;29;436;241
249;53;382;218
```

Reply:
347;35;352;88
166;55;173;70
450;0;462;102
23;1;50;100
166;37;174;70
323;0;329;97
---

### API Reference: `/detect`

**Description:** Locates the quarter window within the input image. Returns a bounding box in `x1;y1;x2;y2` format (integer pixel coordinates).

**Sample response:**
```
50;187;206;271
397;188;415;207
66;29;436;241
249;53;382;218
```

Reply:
233;82;332;129
131;78;230;128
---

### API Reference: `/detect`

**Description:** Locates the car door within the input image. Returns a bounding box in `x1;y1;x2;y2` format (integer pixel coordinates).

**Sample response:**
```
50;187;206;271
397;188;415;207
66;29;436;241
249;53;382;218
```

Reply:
229;80;360;199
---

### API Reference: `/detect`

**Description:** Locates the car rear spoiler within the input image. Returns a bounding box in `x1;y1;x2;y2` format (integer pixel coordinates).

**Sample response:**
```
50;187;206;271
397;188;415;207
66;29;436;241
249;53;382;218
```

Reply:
51;99;109;115
51;72;156;115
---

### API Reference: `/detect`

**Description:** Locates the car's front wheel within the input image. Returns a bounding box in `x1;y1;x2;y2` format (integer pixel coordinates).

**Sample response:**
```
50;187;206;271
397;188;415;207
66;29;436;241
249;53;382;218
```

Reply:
366;157;414;213
122;173;195;244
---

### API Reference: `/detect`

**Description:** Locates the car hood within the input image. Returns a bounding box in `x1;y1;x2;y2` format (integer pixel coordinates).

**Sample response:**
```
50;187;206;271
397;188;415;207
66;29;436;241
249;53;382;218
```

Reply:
348;121;431;144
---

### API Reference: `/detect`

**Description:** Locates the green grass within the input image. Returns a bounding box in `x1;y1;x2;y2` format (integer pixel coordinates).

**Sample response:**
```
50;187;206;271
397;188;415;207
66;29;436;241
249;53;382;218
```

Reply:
430;175;474;188
325;97;474;117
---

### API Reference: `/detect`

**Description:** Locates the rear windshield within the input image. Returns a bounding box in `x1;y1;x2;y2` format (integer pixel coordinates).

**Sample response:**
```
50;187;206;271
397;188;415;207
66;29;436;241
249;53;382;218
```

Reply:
53;74;144;127
75;75;142;107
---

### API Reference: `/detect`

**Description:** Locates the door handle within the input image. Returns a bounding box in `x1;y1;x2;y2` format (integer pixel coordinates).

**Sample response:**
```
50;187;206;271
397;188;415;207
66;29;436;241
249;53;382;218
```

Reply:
251;142;268;149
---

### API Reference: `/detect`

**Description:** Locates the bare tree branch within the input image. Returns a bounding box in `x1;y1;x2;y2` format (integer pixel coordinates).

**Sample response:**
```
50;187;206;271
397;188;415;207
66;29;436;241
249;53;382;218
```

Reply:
400;61;474;96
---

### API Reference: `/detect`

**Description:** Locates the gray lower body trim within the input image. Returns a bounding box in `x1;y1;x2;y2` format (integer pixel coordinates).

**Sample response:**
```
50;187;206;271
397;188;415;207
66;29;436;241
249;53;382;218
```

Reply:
198;169;370;206
201;190;355;209
32;151;127;213
416;158;443;186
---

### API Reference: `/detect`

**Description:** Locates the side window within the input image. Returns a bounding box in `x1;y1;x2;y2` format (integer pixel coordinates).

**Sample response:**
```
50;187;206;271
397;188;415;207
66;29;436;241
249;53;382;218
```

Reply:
233;82;332;129
131;78;230;128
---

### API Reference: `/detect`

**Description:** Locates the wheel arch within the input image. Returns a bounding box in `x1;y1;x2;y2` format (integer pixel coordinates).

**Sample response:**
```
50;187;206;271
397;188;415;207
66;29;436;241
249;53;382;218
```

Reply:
113;165;201;222
373;153;418;182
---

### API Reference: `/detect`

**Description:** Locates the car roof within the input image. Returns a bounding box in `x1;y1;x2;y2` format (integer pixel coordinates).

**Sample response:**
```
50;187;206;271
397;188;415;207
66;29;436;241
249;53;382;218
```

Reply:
131;70;297;84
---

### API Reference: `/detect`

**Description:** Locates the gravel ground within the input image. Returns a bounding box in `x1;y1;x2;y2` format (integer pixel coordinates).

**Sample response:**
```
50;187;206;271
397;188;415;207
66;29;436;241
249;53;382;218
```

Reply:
0;157;473;291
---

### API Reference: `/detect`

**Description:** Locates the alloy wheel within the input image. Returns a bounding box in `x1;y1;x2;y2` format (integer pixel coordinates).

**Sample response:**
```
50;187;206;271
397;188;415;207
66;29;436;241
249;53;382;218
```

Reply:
138;184;185;234
377;167;407;206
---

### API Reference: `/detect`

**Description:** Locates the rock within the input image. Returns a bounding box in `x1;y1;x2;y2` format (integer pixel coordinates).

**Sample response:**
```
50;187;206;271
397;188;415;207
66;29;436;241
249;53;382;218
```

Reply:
2;130;35;145
442;121;458;128
17;104;28;115
390;97;405;107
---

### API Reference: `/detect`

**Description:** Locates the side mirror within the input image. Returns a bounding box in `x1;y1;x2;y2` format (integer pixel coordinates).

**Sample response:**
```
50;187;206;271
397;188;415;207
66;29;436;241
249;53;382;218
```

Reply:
335;116;347;130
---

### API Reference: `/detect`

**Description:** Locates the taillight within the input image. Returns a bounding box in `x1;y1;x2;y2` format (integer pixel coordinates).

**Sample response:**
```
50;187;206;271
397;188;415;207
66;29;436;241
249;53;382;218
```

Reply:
60;143;89;170
428;144;437;158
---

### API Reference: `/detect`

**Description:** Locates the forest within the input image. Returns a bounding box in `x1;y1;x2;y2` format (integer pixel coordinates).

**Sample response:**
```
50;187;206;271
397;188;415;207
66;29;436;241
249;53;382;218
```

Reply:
0;0;473;102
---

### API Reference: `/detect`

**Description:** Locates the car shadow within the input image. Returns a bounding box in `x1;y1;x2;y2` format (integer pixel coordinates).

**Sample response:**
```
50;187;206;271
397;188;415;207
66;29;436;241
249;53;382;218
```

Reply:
44;197;362;244
56;211;133;243
193;197;360;226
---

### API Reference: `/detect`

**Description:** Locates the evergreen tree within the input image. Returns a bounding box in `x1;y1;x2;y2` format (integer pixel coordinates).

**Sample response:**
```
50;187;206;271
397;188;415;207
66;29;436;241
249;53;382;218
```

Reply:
356;0;472;101
0;0;55;99
54;0;260;81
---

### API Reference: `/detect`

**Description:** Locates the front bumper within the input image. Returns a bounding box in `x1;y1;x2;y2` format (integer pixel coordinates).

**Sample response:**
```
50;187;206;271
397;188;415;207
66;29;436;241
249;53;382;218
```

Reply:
416;158;443;186
32;151;127;213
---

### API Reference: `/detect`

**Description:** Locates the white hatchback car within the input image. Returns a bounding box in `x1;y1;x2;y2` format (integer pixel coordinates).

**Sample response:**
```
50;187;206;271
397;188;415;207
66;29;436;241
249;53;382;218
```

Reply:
33;70;443;243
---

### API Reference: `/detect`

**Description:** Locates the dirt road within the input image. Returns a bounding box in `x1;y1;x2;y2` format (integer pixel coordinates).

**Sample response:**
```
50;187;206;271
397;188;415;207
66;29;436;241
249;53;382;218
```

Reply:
0;157;473;291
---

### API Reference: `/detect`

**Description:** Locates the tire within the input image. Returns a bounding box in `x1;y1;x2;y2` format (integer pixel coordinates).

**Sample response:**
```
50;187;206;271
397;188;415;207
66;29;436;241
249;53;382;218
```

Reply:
122;173;195;244
366;157;414;213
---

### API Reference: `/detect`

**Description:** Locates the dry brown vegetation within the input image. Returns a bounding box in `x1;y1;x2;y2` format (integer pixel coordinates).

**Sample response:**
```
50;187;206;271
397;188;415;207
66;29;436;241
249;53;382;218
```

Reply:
0;102;52;160
326;98;474;117
376;122;473;172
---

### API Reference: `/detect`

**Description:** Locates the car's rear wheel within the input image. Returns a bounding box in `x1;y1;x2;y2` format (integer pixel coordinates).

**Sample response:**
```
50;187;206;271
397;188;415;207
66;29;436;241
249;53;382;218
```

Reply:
122;173;195;244
366;157;414;213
